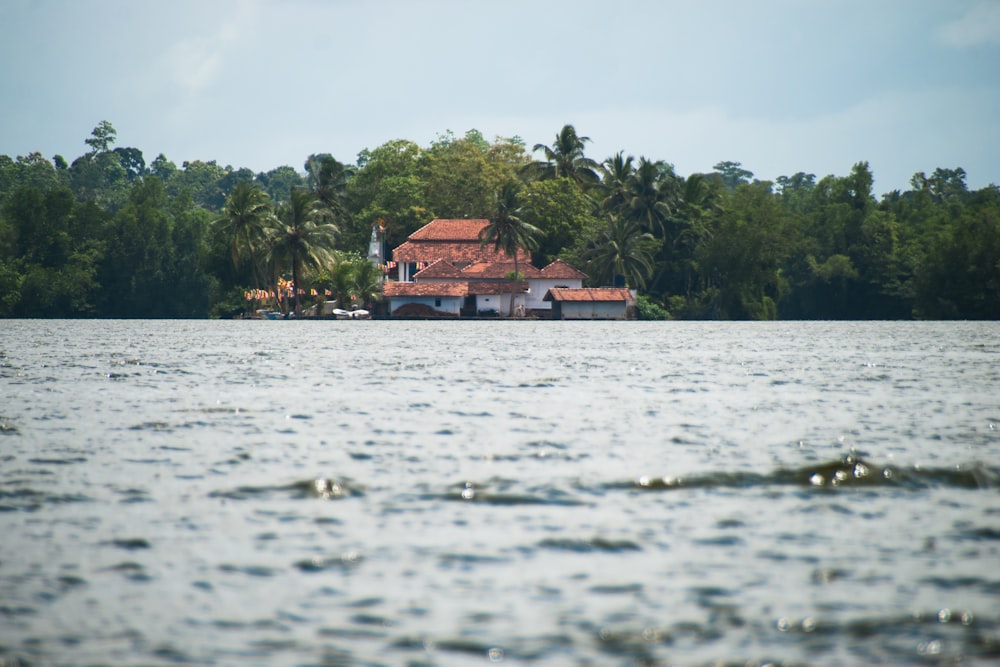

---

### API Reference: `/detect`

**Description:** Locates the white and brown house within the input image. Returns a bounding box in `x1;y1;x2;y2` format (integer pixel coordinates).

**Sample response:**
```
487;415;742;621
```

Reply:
382;219;634;319
544;287;637;320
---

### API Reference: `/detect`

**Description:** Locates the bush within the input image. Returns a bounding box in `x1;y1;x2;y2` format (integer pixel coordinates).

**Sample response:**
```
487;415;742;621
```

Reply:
636;294;670;320
210;286;253;319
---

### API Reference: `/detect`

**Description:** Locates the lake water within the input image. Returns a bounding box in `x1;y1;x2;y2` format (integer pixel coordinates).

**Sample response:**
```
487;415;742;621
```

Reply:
1;319;998;666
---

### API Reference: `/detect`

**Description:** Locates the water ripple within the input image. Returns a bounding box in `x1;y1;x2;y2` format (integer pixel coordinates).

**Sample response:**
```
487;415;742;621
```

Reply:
612;454;999;493
208;477;364;501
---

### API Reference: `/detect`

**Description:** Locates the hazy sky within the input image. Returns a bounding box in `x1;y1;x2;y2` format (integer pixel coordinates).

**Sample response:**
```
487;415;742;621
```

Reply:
2;0;998;194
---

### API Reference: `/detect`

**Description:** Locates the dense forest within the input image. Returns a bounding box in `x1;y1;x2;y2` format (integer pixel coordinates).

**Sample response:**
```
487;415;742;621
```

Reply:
1;121;997;319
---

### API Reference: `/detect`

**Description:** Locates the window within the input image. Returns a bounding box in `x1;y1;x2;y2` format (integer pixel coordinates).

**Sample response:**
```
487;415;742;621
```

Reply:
435;298;441;307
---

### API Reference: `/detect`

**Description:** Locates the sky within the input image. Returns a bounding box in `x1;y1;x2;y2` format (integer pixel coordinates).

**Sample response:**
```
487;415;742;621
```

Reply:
2;0;998;195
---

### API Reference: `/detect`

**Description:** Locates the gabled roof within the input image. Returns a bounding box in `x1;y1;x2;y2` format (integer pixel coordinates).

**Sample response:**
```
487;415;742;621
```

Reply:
409;219;490;241
391;218;532;264
392;240;525;264
543;287;634;302
540;259;588;280
413;259;466;280
383;282;468;298
462;261;543;280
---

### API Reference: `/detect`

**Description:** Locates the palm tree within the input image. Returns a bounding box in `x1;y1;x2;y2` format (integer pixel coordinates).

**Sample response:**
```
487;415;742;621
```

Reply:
324;252;384;312
671;173;723;297
326;253;356;310
626;157;679;238
585;214;655;289
212;180;274;287
351;258;383;310
304;153;354;221
599;151;635;215
479;181;540;315
268;188;338;315
530;124;600;186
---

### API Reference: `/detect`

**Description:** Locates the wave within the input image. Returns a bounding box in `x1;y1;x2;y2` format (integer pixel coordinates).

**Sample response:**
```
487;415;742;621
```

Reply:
610;454;999;492
200;455;997;516
208;477;365;501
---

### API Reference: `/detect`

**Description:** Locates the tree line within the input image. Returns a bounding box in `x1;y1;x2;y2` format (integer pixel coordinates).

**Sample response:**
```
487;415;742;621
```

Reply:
1;121;997;319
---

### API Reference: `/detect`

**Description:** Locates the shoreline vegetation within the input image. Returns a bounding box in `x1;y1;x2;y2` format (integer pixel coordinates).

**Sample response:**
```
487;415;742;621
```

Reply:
2;121;998;320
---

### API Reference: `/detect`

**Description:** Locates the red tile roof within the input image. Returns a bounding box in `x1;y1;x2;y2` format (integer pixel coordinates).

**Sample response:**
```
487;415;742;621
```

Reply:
383;282;468;298
392;240;523;264
461;261;543;279
392;219;532;264
544;288;634;302
413;259;466;279
408;219;490;241
540;259;588;280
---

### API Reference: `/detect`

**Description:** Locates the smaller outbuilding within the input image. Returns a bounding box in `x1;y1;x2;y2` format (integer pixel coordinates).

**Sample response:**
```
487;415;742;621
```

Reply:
383;282;467;317
543;287;636;320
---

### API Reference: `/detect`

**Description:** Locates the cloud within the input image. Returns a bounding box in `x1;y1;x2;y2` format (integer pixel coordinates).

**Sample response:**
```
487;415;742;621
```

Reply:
160;5;260;95
937;2;1000;48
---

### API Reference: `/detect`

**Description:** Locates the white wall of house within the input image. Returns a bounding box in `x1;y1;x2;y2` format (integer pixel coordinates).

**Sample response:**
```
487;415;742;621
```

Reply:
388;296;463;315
560;301;628;320
527;278;584;310
474;292;525;314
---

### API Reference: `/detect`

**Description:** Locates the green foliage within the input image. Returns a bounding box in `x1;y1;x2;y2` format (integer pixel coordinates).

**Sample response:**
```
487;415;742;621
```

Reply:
519;177;599;265
213;180;275;288
305;154;354;222
583;215;656;289
419;131;525;220
256;165;304;205
1;153;63;198
480;181;540;315
85;120;117;156
69;151;129;208
531;124;600;186
627;158;679;237
150;154;177;181
808;254;858;282
698;182;793;319
635;294;670;320
347;140;427;253
315;251;383;310
481;181;538;252
0;259;22;315
269;188;338;314
713;161;754;191
174;160;230;210
210;285;252;319
2;120;997;320
98;178;181;316
913;193;1000;319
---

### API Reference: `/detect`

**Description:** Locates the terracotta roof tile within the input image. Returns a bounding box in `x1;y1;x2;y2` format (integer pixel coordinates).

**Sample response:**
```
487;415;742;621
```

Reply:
392;240;519;264
409;219;490;241
413;259;466;279
383;282;468;298
392;219;532;265
540;259;588;280
462;261;543;279
543;288;634;302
